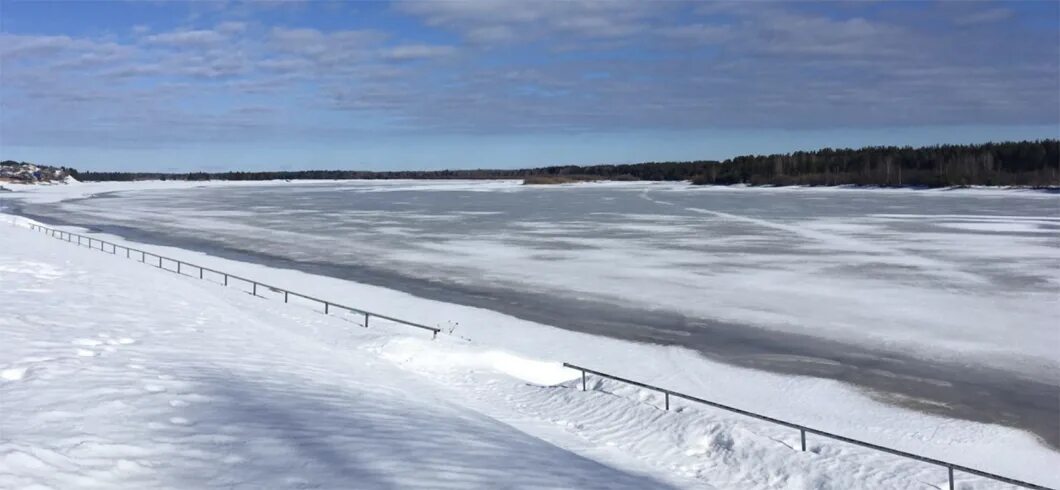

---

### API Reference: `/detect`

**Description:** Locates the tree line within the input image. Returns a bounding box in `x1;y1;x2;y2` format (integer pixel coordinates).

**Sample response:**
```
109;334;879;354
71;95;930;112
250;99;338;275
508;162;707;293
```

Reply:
52;139;1060;187
692;140;1058;187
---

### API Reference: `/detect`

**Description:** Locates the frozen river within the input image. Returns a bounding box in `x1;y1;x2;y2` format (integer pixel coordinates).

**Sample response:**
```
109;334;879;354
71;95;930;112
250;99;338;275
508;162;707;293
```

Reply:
19;181;1060;447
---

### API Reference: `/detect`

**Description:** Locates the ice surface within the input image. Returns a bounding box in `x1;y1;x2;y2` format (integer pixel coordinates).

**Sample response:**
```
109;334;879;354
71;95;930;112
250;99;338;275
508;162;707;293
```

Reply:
18;180;1060;374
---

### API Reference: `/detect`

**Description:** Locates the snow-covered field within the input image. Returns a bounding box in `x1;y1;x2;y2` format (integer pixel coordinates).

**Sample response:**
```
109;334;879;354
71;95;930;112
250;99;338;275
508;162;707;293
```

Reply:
3;181;1059;489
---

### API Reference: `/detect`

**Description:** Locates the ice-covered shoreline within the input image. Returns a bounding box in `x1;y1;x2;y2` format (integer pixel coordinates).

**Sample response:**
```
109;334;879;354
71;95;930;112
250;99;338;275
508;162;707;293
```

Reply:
3;184;1059;488
2;177;1058;205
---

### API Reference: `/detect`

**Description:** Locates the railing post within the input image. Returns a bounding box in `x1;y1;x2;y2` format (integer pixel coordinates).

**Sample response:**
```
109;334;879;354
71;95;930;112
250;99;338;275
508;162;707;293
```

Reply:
177;262;182;274
432;330;437;340
199;267;203;279
665;392;670;411
800;429;806;451
224;273;228;286
284;291;288;303
581;369;587;391
126;248;130;258
324;302;329;314
948;466;954;490
252;282;257;296
158;256;162;268
364;313;369;328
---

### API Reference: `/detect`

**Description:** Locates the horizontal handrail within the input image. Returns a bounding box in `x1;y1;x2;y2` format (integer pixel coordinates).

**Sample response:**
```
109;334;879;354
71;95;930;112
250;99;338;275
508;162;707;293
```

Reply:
27;223;439;338
564;362;1053;490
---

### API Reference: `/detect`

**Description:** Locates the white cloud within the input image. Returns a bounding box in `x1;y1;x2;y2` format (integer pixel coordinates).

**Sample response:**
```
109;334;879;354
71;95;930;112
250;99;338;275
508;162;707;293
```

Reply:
382;44;457;61
269;27;384;57
217;21;249;34
664;24;734;44
1;1;1056;149
145;29;227;47
953;8;1013;26
0;33;78;59
396;0;667;44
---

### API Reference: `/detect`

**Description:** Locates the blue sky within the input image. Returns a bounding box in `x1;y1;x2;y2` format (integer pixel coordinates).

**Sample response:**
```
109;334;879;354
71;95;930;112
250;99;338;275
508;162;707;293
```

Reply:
1;0;1058;172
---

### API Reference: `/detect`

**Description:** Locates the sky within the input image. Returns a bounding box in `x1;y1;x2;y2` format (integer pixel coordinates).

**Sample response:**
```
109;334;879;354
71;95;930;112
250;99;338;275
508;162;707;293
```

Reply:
1;0;1058;172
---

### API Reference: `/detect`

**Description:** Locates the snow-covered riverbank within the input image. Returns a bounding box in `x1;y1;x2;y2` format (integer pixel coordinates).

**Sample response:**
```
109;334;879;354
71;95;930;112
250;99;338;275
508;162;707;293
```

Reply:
3;197;1058;488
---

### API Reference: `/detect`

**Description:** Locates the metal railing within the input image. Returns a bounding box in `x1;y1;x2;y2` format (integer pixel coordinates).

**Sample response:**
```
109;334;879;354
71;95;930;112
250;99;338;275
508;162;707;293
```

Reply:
26;223;440;339
564;363;1053;490
21;221;1052;490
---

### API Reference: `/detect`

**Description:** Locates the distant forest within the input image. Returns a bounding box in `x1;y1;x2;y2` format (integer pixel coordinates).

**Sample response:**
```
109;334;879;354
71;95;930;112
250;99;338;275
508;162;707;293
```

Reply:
52;139;1060;187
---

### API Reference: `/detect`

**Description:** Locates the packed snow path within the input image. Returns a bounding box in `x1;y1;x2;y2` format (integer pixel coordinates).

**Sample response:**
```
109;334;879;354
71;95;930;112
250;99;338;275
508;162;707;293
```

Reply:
0;226;680;489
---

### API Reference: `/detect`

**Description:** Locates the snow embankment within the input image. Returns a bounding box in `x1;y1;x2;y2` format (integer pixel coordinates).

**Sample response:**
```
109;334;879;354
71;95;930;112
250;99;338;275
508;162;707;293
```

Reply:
2;216;1057;489
0;219;681;489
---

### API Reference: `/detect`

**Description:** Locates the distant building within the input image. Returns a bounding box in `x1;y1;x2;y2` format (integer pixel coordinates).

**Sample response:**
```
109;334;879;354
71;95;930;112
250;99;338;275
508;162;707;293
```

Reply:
0;162;70;184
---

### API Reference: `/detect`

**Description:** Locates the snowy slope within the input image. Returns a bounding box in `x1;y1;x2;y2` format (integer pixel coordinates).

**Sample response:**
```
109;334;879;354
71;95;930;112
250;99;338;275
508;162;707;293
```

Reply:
3;212;1057;489
0;220;683;489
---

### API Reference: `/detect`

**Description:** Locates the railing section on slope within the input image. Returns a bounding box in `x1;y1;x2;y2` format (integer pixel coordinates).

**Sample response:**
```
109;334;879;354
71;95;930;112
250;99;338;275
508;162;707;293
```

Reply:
26;223;440;338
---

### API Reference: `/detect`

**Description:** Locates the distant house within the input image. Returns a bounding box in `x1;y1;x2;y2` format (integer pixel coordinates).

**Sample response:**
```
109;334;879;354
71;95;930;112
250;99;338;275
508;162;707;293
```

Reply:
0;162;70;184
